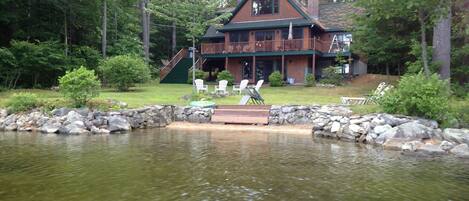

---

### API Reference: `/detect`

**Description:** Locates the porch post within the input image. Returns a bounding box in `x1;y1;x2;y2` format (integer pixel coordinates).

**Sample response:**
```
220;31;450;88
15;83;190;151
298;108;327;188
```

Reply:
281;54;285;79
225;56;228;70
312;54;316;78
252;56;256;83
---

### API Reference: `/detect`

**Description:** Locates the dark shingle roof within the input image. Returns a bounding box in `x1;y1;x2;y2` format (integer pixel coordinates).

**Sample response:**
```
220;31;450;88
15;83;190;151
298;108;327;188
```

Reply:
203;26;224;39
318;3;358;31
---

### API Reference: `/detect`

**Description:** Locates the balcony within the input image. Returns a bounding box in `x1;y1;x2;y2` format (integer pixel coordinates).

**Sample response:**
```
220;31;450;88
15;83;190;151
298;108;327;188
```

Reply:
201;38;333;55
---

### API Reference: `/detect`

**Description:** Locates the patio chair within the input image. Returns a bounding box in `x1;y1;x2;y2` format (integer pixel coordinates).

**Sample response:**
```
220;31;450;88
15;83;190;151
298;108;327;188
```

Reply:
341;82;394;105
253;80;264;92
233;79;249;94
239;86;265;105
195;79;208;93
214;80;229;95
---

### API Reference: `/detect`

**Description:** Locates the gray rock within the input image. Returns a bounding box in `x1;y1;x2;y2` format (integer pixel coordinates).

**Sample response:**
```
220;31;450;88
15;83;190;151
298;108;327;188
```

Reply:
373;125;392;135
52;108;72;116
375;127;398;144
349;124;365;134
416;144;447;156
107;116;131;132
65;111;84;124
0;109;7;118
383;138;407;151
442;128;469;144
40;119;61;133
60;121;89;135
394;122;435;140
402;141;424;152
371;117;386;126
330;122;341;133
450;144;469;158
439;141;455;151
91;126;110;134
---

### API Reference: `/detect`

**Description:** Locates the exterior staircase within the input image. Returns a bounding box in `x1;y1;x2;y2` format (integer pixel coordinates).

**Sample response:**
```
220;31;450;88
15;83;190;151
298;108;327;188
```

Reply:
160;48;205;83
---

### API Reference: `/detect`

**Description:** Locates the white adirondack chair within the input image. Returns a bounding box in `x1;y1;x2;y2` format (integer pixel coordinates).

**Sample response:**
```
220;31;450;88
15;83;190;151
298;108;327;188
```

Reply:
195;79;208;93
254;80;264;92
341;82;393;105
214;80;228;95
233;79;249;94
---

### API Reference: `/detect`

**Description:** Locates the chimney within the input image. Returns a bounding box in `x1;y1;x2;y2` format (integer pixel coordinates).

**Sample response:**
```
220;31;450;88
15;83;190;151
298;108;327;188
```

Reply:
308;0;319;19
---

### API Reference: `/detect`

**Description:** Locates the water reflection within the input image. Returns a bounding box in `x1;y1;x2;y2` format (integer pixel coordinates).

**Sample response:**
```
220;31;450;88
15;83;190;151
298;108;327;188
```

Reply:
0;129;468;201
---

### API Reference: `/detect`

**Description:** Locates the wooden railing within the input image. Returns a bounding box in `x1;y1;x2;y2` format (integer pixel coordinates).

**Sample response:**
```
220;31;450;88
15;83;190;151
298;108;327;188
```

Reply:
160;48;188;81
201;38;332;54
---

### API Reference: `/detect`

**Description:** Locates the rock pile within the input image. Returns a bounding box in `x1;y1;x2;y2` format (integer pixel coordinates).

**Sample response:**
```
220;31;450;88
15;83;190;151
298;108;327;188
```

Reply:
0;105;173;135
269;105;352;125
174;106;213;123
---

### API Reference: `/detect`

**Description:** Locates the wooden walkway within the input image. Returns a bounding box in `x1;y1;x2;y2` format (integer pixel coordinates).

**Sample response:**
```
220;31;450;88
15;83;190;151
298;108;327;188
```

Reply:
211;105;271;125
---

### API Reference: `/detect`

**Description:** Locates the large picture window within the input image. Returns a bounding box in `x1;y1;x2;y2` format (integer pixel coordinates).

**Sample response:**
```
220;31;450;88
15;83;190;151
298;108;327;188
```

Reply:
252;0;279;16
255;31;275;41
229;31;249;43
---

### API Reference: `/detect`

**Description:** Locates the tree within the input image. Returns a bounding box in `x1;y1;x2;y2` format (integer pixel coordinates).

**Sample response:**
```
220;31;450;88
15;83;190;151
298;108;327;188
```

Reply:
140;0;151;62
432;2;452;80
102;0;108;58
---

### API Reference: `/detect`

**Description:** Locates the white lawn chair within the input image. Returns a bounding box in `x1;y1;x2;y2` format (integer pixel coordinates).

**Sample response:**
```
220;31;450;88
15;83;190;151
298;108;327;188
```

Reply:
233;79;249;94
195;79;208;93
214;80;228;95
253;80;264;92
341;82;393;105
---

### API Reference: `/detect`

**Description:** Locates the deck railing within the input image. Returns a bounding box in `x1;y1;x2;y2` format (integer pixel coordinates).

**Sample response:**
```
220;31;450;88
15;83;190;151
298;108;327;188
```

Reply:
201;37;332;54
160;48;188;81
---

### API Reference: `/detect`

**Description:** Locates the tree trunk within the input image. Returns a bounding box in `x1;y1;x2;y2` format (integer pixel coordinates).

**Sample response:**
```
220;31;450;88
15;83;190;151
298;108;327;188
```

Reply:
140;0;150;62
386;63;390;75
102;0;107;58
172;21;177;57
418;10;430;78
64;11;68;57
433;5;451;80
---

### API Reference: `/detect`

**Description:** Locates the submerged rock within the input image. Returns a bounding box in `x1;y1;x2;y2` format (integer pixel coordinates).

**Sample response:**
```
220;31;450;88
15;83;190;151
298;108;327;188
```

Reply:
108;116;131;132
450;144;469;158
416;144;447;156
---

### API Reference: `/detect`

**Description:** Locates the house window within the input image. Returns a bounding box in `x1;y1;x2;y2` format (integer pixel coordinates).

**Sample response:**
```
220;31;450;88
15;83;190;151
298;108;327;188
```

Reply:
229;31;249;43
330;33;352;52
252;0;279;16
281;28;304;39
255;31;275;41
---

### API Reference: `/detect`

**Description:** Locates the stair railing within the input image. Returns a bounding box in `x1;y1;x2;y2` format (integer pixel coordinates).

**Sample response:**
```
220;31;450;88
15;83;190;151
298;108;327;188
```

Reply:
160;48;188;81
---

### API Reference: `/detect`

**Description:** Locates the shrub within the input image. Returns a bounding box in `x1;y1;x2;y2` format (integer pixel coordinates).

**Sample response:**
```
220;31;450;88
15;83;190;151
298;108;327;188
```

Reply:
320;66;342;86
378;73;450;122
99;55;151;91
451;83;469;99
6;93;39;113
187;69;208;84
59;66;101;107
39;98;70;112
305;73;315;87
216;70;234;86
269;71;283;87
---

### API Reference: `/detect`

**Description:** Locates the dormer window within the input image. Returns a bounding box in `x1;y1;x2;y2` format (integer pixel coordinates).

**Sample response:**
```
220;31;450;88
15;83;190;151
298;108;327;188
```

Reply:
252;0;279;16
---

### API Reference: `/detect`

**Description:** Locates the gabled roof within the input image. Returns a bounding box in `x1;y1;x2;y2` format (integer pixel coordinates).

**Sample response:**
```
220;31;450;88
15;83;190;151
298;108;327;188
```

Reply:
203;26;224;39
319;3;359;31
227;0;312;23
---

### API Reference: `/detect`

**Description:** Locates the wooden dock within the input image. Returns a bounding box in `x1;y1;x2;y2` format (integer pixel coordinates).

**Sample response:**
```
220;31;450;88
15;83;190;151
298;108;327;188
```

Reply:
211;105;271;125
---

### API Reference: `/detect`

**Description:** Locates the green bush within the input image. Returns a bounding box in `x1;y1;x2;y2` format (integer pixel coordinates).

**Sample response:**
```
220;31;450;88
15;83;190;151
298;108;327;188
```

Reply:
6;93;39;113
378;73;450;122
269;71;283;87
451;83;469;99
187;69;208;84
320;66;342;86
305;73;315;87
59;66;101;107
39;98;70;112
216;70;234;86
99;55;151;91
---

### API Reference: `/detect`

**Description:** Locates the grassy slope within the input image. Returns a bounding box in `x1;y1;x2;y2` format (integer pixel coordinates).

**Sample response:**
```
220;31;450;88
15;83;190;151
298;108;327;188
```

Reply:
0;74;398;108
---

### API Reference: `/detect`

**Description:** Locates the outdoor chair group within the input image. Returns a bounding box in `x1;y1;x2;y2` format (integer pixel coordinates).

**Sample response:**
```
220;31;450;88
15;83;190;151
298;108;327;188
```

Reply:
340;82;394;105
195;79;264;96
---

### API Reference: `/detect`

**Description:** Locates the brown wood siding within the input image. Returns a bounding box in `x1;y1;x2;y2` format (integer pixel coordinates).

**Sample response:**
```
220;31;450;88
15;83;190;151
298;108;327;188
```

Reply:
231;0;304;23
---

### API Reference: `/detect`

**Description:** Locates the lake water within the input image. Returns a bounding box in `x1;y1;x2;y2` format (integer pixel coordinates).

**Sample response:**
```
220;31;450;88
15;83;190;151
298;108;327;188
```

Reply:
1;129;469;201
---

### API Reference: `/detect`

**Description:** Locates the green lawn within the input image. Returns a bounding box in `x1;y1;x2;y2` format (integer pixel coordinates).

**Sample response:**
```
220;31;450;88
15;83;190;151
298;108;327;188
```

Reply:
0;83;382;108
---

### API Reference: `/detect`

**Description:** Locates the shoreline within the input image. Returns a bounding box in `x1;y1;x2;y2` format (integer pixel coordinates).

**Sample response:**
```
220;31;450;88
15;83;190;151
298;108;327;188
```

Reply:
166;122;312;135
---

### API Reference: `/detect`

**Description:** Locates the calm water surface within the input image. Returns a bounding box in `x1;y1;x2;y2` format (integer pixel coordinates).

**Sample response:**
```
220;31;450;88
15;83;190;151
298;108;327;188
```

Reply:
0;129;469;201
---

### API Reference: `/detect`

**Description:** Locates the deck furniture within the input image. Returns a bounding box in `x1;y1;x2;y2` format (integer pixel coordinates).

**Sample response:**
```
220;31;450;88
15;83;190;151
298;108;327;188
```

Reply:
214;80;229;95
239;87;265;105
253;80;264;92
233;79;249;94
195;79;208;93
341;82;394;105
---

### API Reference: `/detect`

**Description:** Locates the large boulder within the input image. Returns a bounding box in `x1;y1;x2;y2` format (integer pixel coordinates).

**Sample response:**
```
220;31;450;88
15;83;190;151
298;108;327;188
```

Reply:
373;125;392;135
450;144;469;158
59;121;89;135
0;109;7;118
416;144;447;156
394;122;435;140
65;111;84;124
107;116;131;132
442;129;469;144
52;108;72;117
375;127;398;144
